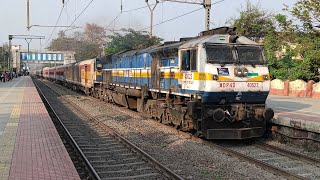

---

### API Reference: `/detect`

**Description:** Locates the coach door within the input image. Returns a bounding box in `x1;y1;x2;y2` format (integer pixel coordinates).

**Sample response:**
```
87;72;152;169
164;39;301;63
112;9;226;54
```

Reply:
180;49;197;91
151;59;160;90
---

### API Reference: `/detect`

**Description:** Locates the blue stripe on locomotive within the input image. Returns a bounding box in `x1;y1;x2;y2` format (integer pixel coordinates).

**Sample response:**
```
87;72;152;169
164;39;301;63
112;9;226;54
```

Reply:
182;89;269;103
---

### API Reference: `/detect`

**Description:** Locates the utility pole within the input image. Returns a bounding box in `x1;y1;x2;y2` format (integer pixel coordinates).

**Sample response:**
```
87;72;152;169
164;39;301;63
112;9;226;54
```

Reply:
145;0;159;37
162;0;212;30
204;0;211;31
8;35;45;75
27;0;30;31
8;35;12;78
25;38;32;56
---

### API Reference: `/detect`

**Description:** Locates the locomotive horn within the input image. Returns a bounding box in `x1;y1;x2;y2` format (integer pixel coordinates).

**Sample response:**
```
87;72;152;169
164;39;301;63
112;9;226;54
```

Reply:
229;35;239;43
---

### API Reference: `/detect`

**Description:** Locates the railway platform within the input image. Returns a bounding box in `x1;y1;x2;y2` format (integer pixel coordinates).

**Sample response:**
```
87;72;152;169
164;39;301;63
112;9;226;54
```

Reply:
267;95;320;135
0;76;80;180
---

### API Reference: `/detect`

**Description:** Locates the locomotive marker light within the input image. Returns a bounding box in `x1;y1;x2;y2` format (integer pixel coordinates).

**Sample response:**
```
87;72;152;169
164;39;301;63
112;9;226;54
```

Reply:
212;74;218;80
263;75;269;80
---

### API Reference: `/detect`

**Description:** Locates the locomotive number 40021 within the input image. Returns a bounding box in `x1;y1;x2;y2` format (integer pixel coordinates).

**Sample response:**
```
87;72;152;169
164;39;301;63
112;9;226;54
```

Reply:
247;82;259;88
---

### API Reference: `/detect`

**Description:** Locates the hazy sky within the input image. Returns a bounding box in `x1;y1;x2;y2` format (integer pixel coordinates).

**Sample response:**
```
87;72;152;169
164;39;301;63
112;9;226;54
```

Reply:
0;0;297;50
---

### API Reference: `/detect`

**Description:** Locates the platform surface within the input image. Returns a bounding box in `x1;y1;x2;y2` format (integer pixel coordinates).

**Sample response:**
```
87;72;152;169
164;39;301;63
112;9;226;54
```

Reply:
0;76;80;180
267;95;320;133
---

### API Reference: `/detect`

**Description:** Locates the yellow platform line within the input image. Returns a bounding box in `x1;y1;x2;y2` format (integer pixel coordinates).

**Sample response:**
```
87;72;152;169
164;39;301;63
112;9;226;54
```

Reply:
0;85;24;179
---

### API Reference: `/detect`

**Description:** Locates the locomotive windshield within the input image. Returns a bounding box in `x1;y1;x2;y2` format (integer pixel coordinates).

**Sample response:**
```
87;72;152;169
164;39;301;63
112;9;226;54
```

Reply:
237;46;264;64
206;46;235;64
206;45;265;64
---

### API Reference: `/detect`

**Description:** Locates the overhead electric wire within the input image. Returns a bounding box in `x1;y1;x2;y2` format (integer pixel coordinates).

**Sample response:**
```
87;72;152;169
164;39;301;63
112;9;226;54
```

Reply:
122;2;163;13
106;2;164;32
140;0;226;31
106;13;122;30
43;0;72;47
140;7;203;31
63;0;94;33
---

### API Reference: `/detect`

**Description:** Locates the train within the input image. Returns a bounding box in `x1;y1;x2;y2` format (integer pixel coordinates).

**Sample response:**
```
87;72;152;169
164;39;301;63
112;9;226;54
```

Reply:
35;27;274;139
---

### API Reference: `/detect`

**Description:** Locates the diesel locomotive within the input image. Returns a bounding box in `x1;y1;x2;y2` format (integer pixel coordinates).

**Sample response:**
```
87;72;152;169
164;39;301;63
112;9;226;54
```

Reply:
36;27;274;139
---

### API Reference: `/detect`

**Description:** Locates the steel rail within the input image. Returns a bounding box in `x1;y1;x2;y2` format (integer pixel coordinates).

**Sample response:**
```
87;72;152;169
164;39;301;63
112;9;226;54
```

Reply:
37;78;311;180
67;93;308;180
33;78;101;180
274;129;320;143
255;143;320;167
81;94;311;180
210;143;307;180
80;91;310;180
38;79;184;180
161;127;307;180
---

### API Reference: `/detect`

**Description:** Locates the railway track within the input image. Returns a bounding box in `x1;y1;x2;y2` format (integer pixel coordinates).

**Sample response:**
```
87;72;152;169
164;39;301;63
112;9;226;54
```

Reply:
33;78;183;180
210;142;320;180
36;78;320;180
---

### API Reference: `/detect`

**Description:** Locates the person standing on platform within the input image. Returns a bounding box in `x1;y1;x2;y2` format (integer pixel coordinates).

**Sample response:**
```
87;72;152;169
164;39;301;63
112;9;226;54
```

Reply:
0;73;3;82
2;72;5;82
5;72;8;82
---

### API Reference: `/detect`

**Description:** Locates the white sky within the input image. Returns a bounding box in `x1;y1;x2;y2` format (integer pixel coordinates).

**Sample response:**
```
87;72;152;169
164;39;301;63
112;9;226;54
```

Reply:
0;0;297;50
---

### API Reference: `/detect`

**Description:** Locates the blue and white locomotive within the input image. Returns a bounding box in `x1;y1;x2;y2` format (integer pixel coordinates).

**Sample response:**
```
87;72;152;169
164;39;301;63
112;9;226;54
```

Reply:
97;27;274;139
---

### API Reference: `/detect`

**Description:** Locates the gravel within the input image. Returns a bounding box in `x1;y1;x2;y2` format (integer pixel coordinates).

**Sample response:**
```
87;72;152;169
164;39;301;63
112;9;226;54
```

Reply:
45;81;283;180
266;140;320;159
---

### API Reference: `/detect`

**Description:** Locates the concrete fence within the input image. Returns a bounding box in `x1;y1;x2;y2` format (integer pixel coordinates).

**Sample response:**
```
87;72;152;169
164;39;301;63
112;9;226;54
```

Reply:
270;79;320;98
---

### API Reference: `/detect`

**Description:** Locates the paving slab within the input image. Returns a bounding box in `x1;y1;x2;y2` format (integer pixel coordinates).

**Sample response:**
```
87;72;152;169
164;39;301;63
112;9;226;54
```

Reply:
0;77;80;180
267;95;320;133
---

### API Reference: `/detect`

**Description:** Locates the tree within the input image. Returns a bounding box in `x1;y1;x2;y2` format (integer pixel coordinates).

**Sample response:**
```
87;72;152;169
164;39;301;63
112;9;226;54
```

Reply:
105;28;162;55
287;0;320;31
58;30;66;38
285;0;320;81
0;44;9;71
84;23;106;46
48;23;107;61
228;0;275;41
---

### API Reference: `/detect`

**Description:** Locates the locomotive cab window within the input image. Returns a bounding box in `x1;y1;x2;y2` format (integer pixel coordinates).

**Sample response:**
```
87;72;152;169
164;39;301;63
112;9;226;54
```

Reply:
96;63;102;71
236;46;265;64
181;50;197;71
206;45;235;64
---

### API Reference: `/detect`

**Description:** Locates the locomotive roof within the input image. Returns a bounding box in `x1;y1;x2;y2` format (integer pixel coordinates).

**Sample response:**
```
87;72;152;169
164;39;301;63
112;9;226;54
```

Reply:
179;35;259;49
106;27;260;57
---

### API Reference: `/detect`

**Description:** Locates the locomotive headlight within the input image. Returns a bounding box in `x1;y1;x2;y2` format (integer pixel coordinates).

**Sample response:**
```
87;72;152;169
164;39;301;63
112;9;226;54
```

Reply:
213;74;219;80
241;67;249;77
234;68;242;76
263;75;269;80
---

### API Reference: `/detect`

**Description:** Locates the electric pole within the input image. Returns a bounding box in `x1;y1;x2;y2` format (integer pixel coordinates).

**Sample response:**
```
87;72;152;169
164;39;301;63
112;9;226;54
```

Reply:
8;35;12;77
8;35;45;75
162;0;212;30
27;0;30;31
145;0;159;37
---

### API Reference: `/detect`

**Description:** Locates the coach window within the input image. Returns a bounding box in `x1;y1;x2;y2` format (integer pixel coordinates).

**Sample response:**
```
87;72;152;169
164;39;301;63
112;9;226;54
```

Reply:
181;49;197;71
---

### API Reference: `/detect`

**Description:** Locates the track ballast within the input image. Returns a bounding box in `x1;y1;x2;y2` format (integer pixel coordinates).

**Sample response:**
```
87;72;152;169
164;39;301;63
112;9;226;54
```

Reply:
33;78;183;180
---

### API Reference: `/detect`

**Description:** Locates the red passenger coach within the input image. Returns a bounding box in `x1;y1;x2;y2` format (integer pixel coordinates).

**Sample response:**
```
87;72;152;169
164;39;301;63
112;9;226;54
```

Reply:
72;59;96;94
36;58;102;96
